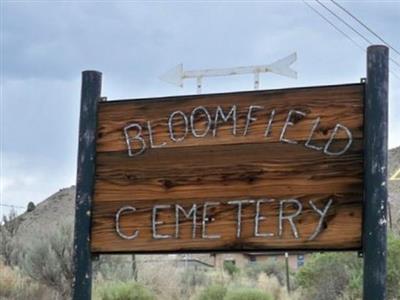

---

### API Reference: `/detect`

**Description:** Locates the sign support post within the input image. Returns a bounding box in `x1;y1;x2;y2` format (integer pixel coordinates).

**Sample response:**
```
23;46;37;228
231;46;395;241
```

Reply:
72;70;102;300
363;45;389;300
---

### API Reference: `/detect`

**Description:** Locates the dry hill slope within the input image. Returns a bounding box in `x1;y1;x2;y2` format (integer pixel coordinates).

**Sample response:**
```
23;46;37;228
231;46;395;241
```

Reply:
15;186;75;243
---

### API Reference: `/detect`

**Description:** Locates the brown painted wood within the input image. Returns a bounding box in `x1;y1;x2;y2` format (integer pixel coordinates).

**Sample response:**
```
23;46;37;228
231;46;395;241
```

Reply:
91;83;364;253
96;84;363;153
91;194;361;253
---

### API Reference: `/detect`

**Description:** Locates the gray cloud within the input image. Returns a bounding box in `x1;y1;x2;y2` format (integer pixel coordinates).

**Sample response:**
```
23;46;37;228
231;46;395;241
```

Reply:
2;1;399;217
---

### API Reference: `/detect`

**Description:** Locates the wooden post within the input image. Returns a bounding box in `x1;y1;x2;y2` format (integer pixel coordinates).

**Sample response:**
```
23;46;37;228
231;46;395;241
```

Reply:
363;45;388;300
285;252;291;293
72;71;102;300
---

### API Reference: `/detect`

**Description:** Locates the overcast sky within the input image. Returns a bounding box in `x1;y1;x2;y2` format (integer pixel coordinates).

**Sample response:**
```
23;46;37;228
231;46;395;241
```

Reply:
1;1;399;217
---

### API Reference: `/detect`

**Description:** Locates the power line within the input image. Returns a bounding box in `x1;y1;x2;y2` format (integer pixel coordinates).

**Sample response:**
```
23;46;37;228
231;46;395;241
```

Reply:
315;0;373;45
303;1;400;80
0;204;25;209
330;0;400;57
302;1;365;50
314;0;400;70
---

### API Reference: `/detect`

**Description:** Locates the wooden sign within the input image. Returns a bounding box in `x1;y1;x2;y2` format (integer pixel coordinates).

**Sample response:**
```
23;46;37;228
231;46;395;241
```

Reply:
91;83;364;253
72;46;389;300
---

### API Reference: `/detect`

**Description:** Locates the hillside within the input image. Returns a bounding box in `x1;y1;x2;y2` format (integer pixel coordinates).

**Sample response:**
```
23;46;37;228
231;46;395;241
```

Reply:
389;146;400;176
389;146;400;195
14;186;75;243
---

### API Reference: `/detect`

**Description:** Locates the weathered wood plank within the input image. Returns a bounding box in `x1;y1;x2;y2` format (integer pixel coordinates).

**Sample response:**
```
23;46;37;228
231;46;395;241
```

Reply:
96;84;363;153
94;140;363;202
91;194;361;253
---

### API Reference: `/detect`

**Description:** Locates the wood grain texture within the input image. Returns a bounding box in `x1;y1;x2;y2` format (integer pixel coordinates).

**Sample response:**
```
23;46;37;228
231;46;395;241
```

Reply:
96;84;363;153
91;84;364;253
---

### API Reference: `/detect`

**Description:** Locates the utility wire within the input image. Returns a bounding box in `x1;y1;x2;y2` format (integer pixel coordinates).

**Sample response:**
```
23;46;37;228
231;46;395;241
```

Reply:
316;0;374;45
330;0;400;57
303;1;400;80
314;0;400;69
302;1;365;51
0;204;24;209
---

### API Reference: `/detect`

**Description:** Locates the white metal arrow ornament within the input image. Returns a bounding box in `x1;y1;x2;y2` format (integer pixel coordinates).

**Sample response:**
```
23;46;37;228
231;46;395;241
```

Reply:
160;52;297;93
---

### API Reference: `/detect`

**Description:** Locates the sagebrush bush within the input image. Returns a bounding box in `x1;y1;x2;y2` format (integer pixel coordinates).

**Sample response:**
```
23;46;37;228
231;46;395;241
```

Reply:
223;261;240;277
296;252;356;300
94;255;134;282
181;268;209;297
137;260;182;300
245;259;286;285
0;261;51;300
196;284;227;300
18;219;74;299
95;281;155;300
0;209;20;266
296;234;400;300
257;272;287;300
223;287;273;300
387;233;400;300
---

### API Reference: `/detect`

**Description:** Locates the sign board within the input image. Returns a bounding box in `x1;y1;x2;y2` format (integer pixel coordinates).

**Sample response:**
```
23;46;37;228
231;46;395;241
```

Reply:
72;46;388;300
91;83;364;253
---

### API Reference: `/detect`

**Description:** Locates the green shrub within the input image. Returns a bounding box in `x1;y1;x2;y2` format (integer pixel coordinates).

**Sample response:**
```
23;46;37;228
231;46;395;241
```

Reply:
223;261;240;277
0;261;51;300
94;255;134;282
19;220;74;299
96;281;155;300
296;234;400;300
196;284;227;300
223;287;272;300
296;252;358;300
387;233;400;300
245;259;285;284
181;268;208;288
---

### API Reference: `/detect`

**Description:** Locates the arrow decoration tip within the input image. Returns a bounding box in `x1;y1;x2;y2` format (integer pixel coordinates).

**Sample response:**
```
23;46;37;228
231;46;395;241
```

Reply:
266;52;297;79
159;64;184;87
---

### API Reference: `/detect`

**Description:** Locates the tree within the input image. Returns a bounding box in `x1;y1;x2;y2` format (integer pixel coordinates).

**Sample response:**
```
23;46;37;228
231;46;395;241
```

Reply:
27;201;36;212
296;234;400;300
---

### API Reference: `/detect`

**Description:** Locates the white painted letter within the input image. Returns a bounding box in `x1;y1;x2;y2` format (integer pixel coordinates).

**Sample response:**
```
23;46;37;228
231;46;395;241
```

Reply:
228;200;255;238
175;204;197;238
308;199;333;240
115;206;139;240
243;105;263;136
152;205;172;239
202;202;221;239
324;124;353;156
124;123;146;157
168;111;189;142
279;199;302;239
147;120;166;149
264;109;276;137
190;106;212;138
280;110;306;144
254;199;275;237
305;117;323;151
213;105;237;136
